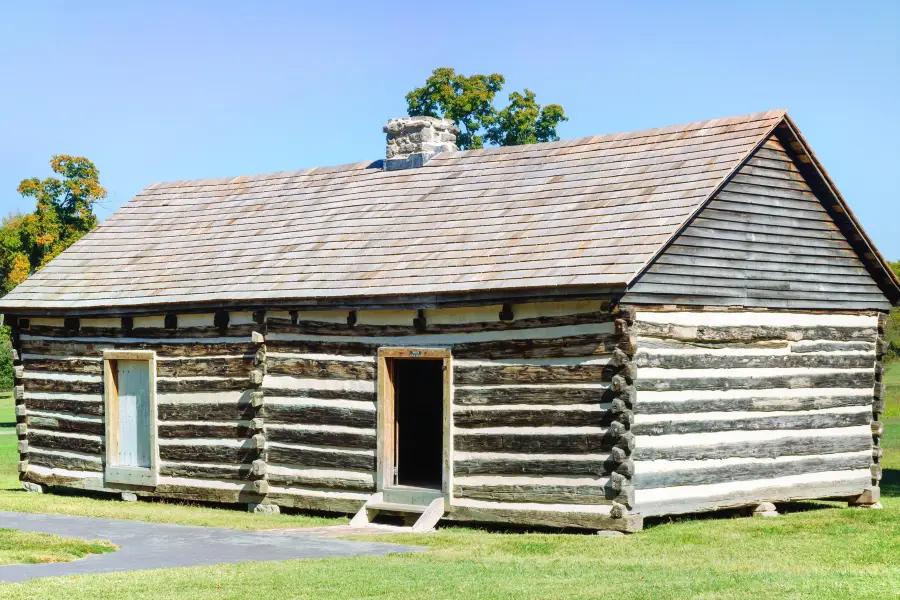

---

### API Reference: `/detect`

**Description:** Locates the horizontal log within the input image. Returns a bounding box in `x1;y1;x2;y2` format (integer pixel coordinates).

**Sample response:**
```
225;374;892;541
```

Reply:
28;452;103;473
455;432;613;454
266;445;375;471
633;433;873;462
454;457;610;477
265;427;376;450
27;431;102;455
24;397;104;417
267;311;615;337
264;403;376;429
158;443;261;464
634;352;873;370
266;356;375;380
159;462;255;480
25;378;102;395
263;492;364;515
454;408;613;429
634;322;877;343
790;341;875;353
266;470;375;492
638;337;790;351
636;371;873;392
634;411;871;436
445;505;643;532
454;483;616;505
452;333;628;360
157;401;256;422
633;452;873;490
20;338;256;358
454;362;614;386
265;339;376;357
157;378;250;393
152;483;264;504
454;386;611;406
23;469;103;489
23;358;101;375
267;334;628;361
27;414;105;436
158;422;254;439
157;357;254;378
635;473;871;517
26;324;257;339
637;394;871;415
260;386;375;402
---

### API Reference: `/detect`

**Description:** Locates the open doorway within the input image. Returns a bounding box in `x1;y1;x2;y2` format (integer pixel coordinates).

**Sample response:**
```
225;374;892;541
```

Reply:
393;359;443;489
377;348;451;495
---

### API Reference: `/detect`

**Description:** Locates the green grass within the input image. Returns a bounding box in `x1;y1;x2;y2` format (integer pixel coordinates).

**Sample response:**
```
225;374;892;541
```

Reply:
0;390;13;426
0;529;116;566
0;368;898;598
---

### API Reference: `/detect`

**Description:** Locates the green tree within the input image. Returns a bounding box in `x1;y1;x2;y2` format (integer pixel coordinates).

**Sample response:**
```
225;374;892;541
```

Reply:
406;68;567;150
485;89;568;147
0;323;10;391
887;260;900;362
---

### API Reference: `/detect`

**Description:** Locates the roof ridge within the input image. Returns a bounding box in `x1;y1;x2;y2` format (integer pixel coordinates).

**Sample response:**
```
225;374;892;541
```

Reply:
437;109;786;160
143;110;785;191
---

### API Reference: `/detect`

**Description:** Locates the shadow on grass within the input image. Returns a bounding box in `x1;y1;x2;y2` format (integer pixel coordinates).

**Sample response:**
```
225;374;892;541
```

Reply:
643;501;836;529
880;468;899;498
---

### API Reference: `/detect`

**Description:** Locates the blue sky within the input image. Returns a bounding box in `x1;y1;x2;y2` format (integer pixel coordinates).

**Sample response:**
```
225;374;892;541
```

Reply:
1;1;898;258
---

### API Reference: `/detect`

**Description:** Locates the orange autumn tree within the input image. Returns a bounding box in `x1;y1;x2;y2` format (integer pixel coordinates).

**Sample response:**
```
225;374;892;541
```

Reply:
1;155;106;294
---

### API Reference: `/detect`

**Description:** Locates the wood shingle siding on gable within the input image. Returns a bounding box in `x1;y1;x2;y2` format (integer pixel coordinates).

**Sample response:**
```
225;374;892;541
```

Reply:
625;135;891;310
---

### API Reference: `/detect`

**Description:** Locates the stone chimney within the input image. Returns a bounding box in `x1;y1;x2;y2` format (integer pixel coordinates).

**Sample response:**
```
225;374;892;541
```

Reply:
383;117;459;171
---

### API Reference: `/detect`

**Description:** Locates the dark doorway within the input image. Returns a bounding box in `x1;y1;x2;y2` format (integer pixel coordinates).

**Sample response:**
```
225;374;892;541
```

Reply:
393;359;443;489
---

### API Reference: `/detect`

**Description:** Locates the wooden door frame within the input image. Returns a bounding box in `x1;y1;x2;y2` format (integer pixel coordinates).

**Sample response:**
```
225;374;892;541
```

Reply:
376;347;453;503
102;349;159;487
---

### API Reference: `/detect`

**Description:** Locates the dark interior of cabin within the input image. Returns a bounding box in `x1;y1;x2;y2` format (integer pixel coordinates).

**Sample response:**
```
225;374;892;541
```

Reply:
393;358;444;489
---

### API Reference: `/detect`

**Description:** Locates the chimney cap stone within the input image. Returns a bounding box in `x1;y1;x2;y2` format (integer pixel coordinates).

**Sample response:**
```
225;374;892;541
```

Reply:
383;116;460;171
383;116;460;135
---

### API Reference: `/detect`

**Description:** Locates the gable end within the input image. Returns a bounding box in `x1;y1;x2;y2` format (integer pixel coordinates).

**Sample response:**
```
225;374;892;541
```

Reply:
624;132;892;311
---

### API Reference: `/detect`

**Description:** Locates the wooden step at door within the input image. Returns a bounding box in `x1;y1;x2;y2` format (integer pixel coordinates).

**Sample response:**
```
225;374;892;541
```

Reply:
350;491;446;532
382;486;443;506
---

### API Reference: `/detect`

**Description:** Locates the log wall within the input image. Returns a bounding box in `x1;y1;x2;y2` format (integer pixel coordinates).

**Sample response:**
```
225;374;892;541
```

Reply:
16;312;278;506
12;300;642;529
263;300;637;526
630;309;881;516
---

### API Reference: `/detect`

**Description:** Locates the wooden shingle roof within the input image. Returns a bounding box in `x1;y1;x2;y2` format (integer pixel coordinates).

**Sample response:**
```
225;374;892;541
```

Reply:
7;109;869;314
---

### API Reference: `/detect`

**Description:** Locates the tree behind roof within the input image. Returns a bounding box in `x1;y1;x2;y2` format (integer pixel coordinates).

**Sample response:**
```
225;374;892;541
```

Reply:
406;68;567;150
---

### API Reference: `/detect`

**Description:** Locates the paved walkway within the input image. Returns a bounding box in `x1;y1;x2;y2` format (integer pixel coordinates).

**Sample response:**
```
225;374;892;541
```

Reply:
0;512;423;583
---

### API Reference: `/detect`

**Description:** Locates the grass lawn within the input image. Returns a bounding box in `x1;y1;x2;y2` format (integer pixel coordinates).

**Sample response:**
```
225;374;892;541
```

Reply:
0;370;898;598
0;529;116;566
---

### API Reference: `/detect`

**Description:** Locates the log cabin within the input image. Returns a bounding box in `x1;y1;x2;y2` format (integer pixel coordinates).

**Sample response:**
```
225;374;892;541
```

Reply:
1;110;896;533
